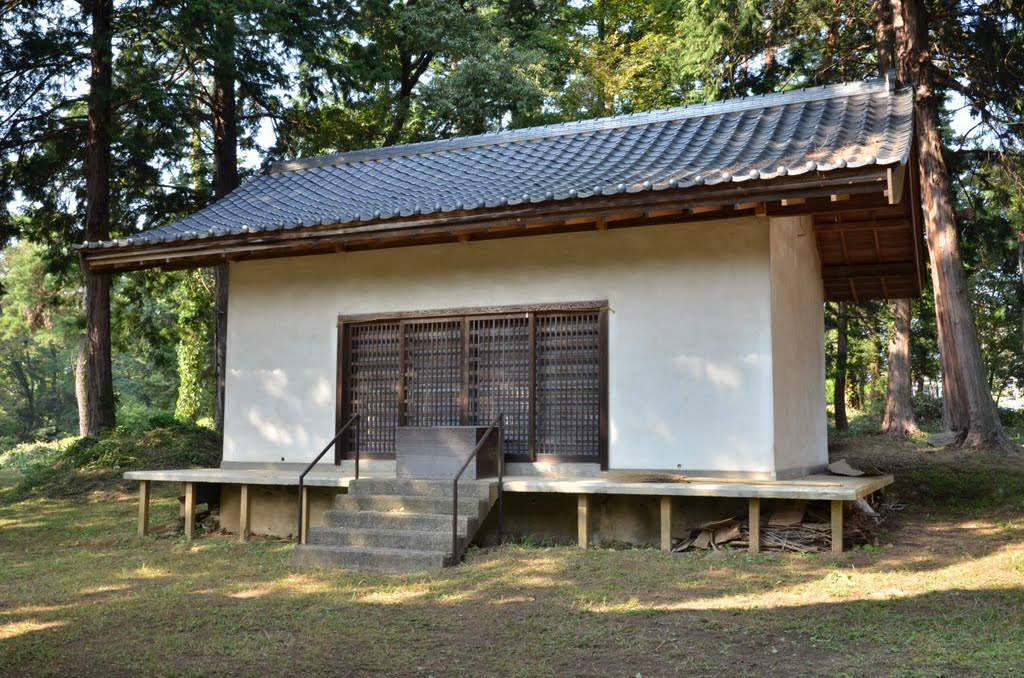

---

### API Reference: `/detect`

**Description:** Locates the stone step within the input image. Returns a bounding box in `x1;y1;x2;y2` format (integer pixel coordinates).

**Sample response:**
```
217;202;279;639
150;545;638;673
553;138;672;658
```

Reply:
322;508;479;534
307;526;465;552
348;477;494;500
333;494;486;516
291;544;450;572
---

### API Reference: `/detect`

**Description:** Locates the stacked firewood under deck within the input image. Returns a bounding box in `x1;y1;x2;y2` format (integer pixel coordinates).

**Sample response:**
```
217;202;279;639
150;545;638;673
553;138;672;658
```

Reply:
501;472;894;554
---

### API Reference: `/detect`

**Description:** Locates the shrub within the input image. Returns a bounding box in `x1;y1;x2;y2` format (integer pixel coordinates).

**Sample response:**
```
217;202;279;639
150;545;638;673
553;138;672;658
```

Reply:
0;423;221;500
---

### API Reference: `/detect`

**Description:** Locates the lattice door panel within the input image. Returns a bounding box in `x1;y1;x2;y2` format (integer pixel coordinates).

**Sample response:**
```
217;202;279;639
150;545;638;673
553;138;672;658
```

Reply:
345;321;401;458
534;312;602;460
468;315;531;460
402;320;462;427
340;306;606;466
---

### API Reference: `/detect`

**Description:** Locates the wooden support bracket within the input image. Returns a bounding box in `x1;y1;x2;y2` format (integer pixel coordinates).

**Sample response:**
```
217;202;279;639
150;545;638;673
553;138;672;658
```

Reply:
660;496;673;552
138;480;150;537
577;494;589;549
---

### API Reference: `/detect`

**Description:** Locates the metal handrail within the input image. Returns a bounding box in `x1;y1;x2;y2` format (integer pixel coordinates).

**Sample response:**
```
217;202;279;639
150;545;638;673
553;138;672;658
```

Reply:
451;413;504;565
297;414;358;544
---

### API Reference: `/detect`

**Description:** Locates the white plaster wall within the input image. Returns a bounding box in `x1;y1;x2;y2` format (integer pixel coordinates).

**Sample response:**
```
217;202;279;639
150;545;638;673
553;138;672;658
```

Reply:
769;215;828;476
224;218;778;473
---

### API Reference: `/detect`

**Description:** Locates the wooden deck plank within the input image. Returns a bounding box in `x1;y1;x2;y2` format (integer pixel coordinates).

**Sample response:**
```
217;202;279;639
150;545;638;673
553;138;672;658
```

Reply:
501;474;894;501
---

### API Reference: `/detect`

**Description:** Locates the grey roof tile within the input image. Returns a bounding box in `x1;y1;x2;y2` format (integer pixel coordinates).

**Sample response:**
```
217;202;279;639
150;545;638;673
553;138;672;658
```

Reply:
80;77;913;250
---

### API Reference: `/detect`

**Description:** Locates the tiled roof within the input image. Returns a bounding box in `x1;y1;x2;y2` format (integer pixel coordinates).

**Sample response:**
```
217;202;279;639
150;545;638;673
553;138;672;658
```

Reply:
80;76;913;250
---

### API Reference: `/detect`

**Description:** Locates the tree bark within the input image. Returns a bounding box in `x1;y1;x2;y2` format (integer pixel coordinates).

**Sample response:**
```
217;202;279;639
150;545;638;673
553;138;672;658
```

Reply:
891;0;1010;448
211;13;238;433
75;338;88;437
83;0;115;435
883;299;919;439
874;0;895;75
1018;231;1023;352
835;302;849;431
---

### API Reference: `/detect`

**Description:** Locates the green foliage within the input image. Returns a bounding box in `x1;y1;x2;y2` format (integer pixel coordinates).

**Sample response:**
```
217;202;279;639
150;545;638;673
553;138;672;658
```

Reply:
0;423;221;500
911;392;945;425
173;269;214;422
0;243;79;438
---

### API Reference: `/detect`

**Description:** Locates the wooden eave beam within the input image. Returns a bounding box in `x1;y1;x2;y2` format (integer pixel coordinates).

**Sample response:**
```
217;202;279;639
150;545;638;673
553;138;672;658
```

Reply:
81;168;893;273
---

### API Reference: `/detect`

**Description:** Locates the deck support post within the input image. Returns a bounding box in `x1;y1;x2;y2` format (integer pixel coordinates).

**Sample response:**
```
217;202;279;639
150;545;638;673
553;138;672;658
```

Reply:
577;494;589;548
748;497;760;553
831;500;844;554
301;486;310;545
660;496;672;551
239;484;251;542
183;481;195;542
138;480;150;537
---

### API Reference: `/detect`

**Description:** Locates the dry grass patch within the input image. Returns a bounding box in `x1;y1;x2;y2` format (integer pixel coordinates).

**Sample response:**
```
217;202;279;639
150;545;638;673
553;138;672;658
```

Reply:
1;437;1023;676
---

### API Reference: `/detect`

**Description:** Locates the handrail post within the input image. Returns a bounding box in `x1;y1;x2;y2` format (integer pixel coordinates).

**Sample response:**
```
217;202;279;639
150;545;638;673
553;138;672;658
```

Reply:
450;413;504;566
497;414;504;544
451;473;459;564
297;415;358;544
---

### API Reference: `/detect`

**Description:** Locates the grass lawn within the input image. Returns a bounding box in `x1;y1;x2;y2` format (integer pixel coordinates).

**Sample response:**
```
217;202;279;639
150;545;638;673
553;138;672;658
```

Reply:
2;435;1024;677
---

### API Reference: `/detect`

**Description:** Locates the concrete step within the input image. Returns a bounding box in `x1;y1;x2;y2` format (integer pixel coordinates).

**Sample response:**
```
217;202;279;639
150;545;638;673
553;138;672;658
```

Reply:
322;508;479;534
307;526;466;551
292;544;450;572
349;477;494;500
334;494;486;516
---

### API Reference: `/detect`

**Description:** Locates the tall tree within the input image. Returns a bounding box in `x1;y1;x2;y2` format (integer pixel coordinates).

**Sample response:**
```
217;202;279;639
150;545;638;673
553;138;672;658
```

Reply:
210;9;238;433
876;0;918;438
890;0;1012;448
83;0;115;434
883;299;920;438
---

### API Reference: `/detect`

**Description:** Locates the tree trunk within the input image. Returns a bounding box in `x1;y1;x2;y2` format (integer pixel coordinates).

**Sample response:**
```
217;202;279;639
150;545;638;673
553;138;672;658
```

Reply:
75;338;88;437
874;0;895;75
883;299;919;439
835;302;849;431
211;13;238;433
1018;230;1023;352
83;0;115;435
891;0;1010;448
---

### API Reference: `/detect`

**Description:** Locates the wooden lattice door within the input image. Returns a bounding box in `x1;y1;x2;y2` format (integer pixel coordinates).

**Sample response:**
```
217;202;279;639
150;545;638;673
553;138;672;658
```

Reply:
339;305;607;467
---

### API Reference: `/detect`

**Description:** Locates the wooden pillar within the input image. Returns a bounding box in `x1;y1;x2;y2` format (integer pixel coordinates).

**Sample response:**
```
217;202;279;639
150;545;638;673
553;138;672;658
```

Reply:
660;496;672;552
831;500;844;554
183;481;195;542
239;484;251;543
748;497;760;554
577;494;589;548
301;486;310;545
137;480;150;537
